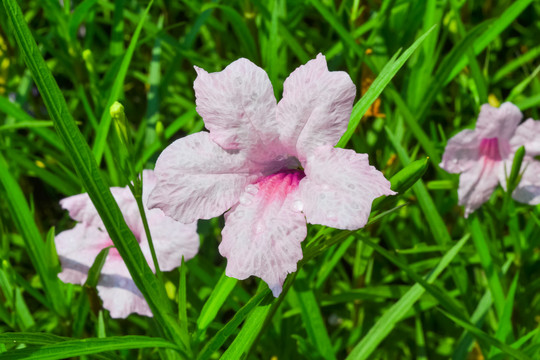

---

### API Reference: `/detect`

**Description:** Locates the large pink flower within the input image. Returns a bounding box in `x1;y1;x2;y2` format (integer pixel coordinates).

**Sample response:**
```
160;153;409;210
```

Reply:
440;102;540;217
56;170;199;318
148;54;394;296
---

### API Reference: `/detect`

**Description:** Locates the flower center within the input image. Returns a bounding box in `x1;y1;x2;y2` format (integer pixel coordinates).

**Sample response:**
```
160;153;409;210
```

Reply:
479;137;502;161
255;169;305;203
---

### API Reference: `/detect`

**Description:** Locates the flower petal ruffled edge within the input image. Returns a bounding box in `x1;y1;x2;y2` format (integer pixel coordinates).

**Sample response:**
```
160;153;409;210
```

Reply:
476;102;522;140
277;54;356;161
298;146;395;230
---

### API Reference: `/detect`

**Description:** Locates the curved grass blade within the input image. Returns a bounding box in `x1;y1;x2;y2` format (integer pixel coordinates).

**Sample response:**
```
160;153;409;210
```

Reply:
346;234;470;359
0;335;179;360
337;25;436;147
92;1;153;166
0;154;66;317
1;0;189;352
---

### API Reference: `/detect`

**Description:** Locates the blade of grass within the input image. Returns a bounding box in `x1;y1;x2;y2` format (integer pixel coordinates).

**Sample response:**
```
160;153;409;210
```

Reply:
2;0;189;352
0;154;67;317
337;25;436;147
92;1;152;166
468;215;506;319
0;335;179;360
289;270;337;360
196;272;238;334
346;234;470;359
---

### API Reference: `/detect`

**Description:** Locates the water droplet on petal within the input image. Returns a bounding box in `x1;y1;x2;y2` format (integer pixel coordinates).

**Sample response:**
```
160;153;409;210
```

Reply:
236;210;244;218
348;183;355;190
255;222;265;234
319;193;326;200
452;159;458;164
239;194;252;205
327;213;337;221
245;184;259;195
292;200;304;212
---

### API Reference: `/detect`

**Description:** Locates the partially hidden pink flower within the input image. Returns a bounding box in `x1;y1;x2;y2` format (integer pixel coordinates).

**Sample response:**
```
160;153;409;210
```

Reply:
440;102;540;217
148;54;395;296
55;170;199;318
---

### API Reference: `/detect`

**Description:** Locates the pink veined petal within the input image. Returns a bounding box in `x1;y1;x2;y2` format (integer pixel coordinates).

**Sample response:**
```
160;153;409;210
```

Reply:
219;171;307;297
97;257;152;318
55;224;112;284
511;160;540;205
277;54;356;161
458;158;501;217
194;58;280;159
298;146;395;230
510;118;540;156
148;132;259;223
476;102;522;140
439;129;480;173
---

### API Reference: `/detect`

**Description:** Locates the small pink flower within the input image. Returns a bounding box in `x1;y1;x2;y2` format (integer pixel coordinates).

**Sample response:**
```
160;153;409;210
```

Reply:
148;54;395;296
56;170;199;318
440;102;540;217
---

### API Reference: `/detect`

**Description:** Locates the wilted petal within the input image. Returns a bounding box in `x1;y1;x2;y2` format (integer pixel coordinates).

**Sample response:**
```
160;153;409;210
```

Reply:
219;171;307;297
55;224;112;284
476;102;522;139
512;160;540;205
148;132;258;223
194;59;279;158
98;257;152;318
299;146;395;230
277;54;356;160
458;160;501;217
510;118;540;156
440;129;480;173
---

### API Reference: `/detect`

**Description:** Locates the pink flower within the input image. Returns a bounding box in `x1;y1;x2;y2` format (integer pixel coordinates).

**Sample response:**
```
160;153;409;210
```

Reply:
148;54;395;296
440;102;540;217
55;170;199;318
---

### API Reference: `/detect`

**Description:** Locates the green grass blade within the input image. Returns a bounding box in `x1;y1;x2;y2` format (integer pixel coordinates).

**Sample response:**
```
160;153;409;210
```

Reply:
92;1;153;166
289;271;336;360
346;234;470;359
197;289;270;360
1;0;189;351
0;335;179;360
196;272;238;333
469;215;506;319
337;25;436;147
438;309;531;360
445;0;534;85
0;154;66;316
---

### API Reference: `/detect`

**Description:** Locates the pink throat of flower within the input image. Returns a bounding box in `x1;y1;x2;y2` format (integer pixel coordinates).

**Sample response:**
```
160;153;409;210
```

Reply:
479;137;502;161
256;170;305;202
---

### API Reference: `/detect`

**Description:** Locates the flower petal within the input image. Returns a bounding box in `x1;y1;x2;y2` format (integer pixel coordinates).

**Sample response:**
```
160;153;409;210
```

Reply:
194;59;279;158
55;224;112;284
60;188;130;228
476;102;522;139
148;132;258;223
277;54;356;160
143;209;200;271
458;159;501;217
299;146;395;230
510;118;540;156
439;129;480;173
219;171;307;297
98;257;152;318
512;160;540;205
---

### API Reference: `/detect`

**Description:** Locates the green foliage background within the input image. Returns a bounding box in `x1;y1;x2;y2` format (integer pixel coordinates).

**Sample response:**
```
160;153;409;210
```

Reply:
1;0;540;359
